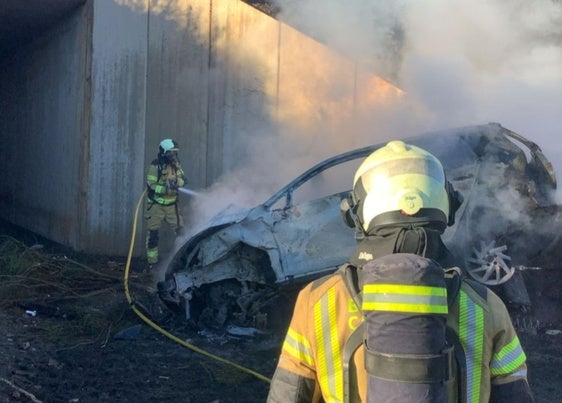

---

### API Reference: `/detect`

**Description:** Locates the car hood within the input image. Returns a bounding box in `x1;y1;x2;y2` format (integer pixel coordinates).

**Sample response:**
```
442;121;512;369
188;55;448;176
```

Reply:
205;204;252;228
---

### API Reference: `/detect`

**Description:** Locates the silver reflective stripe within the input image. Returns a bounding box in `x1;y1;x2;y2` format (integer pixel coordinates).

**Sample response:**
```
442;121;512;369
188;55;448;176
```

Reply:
492;368;528;383
459;291;484;403
490;336;526;375
283;327;314;367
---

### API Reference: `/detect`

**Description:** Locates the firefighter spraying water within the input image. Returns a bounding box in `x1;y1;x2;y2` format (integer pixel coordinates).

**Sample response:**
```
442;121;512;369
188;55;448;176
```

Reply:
144;139;187;270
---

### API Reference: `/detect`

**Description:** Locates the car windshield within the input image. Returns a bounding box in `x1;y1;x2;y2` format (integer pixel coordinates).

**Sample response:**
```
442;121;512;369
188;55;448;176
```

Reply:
263;132;481;212
267;158;361;209
409;133;478;172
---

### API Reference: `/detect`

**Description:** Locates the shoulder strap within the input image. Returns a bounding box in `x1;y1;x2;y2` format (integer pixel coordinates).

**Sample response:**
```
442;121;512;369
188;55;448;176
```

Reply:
340;263;362;313
462;278;489;300
446;326;467;403
338;264;363;403
343;323;364;403
444;267;462;306
444;268;467;403
157;163;163;181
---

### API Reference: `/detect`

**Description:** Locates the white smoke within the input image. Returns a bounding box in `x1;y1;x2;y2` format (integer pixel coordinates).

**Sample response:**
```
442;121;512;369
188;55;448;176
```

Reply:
187;0;561;233
398;1;561;136
273;0;562;192
274;1;561;134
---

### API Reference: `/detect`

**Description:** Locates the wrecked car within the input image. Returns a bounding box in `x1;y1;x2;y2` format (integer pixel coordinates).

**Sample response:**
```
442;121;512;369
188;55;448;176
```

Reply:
158;122;560;331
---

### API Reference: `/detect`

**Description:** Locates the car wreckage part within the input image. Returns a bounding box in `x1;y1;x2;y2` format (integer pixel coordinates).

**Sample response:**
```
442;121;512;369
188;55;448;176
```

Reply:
125;189;272;383
467;240;515;285
158;275;295;331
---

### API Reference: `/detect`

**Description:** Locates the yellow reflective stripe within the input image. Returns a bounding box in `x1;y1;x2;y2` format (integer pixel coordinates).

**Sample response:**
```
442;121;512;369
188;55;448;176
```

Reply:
491;336;526;375
282;327;314;367
315;287;343;402
363;283;447;295
362;284;448;314
459;290;484;403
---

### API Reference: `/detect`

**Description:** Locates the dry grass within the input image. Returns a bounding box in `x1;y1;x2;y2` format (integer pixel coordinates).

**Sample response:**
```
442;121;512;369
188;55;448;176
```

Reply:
0;235;141;346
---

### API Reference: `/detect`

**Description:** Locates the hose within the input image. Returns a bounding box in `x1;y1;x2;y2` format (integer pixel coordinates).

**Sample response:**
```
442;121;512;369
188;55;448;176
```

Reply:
123;189;271;383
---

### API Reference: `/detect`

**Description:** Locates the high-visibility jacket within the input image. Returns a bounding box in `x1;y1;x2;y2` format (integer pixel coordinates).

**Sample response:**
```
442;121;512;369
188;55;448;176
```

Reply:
267;264;534;403
146;160;185;206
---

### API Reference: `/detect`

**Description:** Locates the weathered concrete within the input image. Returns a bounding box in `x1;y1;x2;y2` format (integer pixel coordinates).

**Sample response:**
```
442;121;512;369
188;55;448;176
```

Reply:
0;4;91;250
0;0;400;256
86;0;148;254
0;0;85;55
145;0;211;189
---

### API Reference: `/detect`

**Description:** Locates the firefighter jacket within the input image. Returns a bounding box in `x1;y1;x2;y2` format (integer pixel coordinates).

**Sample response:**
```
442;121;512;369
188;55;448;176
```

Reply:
146;160;185;206
267;264;534;403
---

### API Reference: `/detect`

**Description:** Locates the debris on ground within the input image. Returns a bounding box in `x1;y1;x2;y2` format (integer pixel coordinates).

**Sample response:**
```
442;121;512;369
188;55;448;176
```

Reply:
0;226;561;402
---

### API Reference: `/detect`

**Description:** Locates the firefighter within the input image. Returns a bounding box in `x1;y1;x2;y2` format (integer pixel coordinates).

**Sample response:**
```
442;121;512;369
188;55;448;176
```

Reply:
144;139;186;269
267;140;534;402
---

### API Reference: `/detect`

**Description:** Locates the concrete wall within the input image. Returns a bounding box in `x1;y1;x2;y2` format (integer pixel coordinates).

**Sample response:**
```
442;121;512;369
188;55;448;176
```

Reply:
85;0;148;254
0;4;91;250
145;0;281;184
145;0;211;188
0;0;401;256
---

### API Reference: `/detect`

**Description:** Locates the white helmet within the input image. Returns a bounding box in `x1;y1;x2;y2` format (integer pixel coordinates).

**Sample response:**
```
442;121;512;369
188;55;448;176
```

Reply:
159;139;179;155
343;140;461;234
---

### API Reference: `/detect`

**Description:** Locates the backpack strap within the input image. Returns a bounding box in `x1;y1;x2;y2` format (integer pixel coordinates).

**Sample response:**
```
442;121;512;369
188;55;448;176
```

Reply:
339;264;363;403
146;159;164;201
444;267;462;306
363;344;455;383
444;267;467;403
446;326;467;403
463;278;489;300
343;323;364;403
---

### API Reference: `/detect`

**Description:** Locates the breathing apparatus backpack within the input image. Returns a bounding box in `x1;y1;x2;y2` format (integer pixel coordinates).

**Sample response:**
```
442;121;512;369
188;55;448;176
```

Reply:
343;253;465;403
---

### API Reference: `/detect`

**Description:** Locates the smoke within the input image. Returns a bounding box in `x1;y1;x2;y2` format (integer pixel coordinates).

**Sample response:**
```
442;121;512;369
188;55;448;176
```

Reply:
274;0;562;208
186;0;561;235
274;0;561;167
399;2;561;136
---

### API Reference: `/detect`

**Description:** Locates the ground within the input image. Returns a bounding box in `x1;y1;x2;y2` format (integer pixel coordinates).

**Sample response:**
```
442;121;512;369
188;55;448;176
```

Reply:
0;222;280;403
0;309;277;403
1;222;561;403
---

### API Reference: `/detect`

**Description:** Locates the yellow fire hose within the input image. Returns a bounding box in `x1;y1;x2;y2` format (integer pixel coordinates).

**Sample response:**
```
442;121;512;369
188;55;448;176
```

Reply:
123;189;271;383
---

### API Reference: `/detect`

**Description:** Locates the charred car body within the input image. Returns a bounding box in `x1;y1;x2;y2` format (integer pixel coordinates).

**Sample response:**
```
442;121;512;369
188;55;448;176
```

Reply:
158;123;560;331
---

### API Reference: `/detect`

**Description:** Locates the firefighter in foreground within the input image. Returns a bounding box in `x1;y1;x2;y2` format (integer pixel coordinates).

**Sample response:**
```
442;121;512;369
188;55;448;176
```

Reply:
267;140;534;402
145;139;186;269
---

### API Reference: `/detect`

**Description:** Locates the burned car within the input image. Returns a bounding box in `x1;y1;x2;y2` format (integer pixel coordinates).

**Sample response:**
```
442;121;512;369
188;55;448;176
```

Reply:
158;122;560;331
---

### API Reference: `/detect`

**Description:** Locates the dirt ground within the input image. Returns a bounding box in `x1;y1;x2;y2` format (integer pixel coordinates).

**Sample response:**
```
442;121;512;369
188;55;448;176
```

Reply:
1;222;561;403
0;307;277;403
